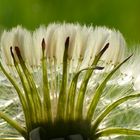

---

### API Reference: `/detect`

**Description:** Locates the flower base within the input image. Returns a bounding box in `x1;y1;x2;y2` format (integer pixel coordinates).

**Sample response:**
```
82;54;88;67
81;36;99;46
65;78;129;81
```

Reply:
29;127;84;140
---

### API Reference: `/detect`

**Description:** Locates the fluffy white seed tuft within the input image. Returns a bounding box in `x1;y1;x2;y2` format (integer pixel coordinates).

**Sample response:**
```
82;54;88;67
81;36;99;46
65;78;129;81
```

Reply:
0;23;126;71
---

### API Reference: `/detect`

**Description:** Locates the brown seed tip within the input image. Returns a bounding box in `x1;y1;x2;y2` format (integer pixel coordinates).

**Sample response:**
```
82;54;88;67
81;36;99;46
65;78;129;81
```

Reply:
10;47;14;58
42;38;45;51
99;43;109;56
95;66;104;70
103;43;109;52
65;37;70;48
15;46;21;57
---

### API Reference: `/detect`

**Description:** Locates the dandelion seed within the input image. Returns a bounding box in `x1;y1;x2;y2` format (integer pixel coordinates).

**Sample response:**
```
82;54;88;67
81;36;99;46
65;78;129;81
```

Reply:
1;26;32;66
101;30;126;69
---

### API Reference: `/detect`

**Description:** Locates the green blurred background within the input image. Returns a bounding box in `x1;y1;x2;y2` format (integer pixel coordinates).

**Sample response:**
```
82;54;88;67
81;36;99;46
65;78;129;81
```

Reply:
0;0;140;45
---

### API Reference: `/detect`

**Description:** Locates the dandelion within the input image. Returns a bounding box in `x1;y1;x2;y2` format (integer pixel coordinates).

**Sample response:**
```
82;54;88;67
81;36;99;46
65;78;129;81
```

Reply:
0;23;140;140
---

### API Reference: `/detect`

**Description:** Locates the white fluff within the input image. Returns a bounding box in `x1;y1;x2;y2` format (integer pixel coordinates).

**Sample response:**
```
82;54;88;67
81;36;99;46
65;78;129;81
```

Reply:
101;30;126;65
0;23;126;70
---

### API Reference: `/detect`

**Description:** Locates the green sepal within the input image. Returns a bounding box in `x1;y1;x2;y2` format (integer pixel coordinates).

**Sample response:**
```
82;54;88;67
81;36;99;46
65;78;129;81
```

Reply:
75;43;109;120
57;37;69;121
0;111;27;138
86;55;132;121
0;61;31;131
66;66;104;120
41;38;52;123
14;46;42;124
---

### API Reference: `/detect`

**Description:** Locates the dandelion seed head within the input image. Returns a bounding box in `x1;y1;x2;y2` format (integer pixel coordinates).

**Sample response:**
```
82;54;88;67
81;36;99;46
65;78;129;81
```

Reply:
1;23;136;140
